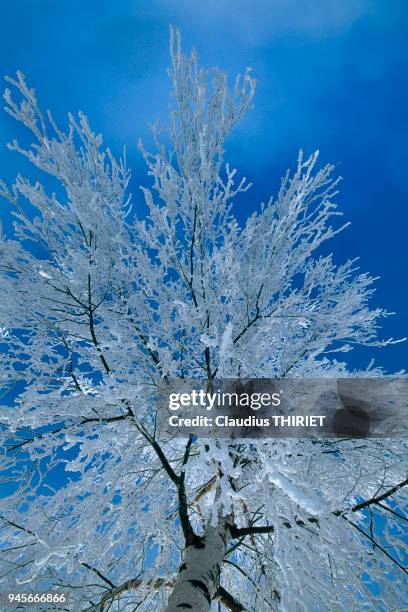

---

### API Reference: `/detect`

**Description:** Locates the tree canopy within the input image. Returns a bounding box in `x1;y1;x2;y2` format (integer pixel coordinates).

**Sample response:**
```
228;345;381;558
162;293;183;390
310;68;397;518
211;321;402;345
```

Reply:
0;29;406;611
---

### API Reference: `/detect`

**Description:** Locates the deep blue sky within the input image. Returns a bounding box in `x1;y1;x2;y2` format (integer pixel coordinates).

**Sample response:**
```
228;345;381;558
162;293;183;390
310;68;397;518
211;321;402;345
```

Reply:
0;0;407;372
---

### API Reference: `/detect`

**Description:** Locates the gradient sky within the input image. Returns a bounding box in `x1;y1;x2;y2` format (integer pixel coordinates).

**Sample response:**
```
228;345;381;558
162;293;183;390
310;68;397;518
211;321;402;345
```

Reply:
0;0;407;372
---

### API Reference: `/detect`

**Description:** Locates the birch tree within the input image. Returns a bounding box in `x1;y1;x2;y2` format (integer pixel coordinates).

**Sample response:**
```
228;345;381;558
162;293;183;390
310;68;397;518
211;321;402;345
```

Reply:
0;29;407;611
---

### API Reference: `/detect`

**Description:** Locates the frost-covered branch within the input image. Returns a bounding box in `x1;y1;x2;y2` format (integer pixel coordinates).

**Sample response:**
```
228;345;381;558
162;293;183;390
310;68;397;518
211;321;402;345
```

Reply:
0;28;406;612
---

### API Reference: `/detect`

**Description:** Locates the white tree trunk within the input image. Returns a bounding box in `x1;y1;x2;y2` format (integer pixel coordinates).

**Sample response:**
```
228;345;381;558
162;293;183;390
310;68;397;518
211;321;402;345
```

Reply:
166;520;231;611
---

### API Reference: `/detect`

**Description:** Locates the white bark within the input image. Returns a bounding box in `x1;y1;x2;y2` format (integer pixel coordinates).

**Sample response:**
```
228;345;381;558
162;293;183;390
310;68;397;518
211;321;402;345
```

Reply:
166;520;231;611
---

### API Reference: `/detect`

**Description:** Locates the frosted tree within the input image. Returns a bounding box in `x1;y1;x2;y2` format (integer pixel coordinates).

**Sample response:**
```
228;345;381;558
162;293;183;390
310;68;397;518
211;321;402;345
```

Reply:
0;29;407;611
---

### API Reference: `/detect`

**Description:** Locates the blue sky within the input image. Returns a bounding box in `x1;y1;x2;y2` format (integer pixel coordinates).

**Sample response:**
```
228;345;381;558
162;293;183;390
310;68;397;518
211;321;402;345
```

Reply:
0;0;407;372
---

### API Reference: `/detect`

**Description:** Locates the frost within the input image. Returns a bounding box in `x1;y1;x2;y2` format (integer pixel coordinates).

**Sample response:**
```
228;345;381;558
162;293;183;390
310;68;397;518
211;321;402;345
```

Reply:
0;29;406;612
38;269;52;279
265;464;327;516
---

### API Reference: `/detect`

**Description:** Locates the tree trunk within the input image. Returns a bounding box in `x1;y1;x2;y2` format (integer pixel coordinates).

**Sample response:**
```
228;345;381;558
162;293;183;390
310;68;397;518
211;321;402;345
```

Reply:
166;519;231;611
